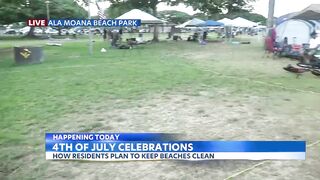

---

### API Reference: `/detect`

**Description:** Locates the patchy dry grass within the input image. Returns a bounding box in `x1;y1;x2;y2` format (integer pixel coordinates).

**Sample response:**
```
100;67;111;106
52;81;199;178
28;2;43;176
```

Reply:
0;35;319;179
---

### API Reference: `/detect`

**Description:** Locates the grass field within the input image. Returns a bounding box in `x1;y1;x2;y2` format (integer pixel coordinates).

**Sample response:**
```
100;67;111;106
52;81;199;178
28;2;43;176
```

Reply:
0;34;319;180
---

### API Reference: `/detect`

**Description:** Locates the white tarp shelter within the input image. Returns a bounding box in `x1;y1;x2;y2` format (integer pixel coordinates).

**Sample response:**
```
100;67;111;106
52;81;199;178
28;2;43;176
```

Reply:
292;4;320;20
276;19;315;45
175;18;205;28
231;17;258;27
116;9;163;24
217;18;233;26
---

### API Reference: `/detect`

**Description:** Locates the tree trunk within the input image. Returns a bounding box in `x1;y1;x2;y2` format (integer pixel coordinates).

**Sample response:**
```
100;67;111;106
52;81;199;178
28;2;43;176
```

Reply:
26;27;35;37
153;25;159;42
152;6;159;42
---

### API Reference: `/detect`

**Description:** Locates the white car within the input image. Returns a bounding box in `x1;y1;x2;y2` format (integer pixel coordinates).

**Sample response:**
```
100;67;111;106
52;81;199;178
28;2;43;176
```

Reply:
19;26;30;35
139;29;148;33
45;28;59;35
4;29;18;34
19;26;42;35
60;29;68;35
34;28;43;34
68;28;76;35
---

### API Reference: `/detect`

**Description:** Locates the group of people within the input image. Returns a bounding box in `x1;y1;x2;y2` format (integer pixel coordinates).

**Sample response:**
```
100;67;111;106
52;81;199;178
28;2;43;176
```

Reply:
186;29;208;45
266;28;320;63
102;28;149;49
103;28;123;47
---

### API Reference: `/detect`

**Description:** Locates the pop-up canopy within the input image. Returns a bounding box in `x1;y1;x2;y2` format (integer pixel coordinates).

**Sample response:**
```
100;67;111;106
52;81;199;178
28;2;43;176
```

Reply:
291;4;320;20
116;9;163;24
205;20;224;26
217;18;233;26
175;18;205;28
232;17;258;27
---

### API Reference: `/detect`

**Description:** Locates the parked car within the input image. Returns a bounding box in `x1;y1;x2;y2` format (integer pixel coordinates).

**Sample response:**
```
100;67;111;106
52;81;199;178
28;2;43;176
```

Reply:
19;27;43;35
19;26;30;35
45;28;59;35
67;28;77;35
60;29;69;35
4;29;17;34
139;29;148;33
91;28;101;35
34;28;43;34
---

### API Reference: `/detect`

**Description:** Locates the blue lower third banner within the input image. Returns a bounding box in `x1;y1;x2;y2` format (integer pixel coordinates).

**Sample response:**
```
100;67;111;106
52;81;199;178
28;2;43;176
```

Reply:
48;19;141;27
45;133;306;161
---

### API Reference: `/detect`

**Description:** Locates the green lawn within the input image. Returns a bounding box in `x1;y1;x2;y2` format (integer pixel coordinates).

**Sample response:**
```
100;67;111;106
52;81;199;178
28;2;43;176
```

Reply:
0;35;319;179
0;41;206;143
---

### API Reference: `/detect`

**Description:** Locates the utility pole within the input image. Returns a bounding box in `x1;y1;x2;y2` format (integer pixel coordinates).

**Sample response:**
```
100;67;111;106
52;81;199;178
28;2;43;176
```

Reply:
267;0;275;28
45;1;50;38
88;0;93;55
45;1;50;20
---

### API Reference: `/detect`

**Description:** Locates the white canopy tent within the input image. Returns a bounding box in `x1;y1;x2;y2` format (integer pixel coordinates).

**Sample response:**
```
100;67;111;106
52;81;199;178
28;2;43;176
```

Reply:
175;20;191;28
291;4;320;20
217;18;233;26
231;17;258;27
276;19;315;45
175;18;205;28
116;9;163;24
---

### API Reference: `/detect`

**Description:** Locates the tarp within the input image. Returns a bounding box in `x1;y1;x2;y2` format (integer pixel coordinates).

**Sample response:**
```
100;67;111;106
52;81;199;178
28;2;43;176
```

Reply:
116;9;163;24
232;17;258;27
292;4;320;20
204;20;224;26
217;18;233;26
175;18;205;28
276;19;314;45
276;12;298;25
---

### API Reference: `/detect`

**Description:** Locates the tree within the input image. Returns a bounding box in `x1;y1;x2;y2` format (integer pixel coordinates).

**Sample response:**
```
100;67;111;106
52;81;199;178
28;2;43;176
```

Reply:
192;13;209;20
182;0;255;16
106;2;140;18
225;10;266;24
157;10;191;24
108;0;177;42
223;0;254;14
0;0;87;36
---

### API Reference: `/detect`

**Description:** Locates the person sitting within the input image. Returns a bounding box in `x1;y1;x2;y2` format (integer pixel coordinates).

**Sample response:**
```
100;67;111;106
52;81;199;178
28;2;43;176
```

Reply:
275;37;289;54
303;31;320;63
173;35;182;41
187;33;199;41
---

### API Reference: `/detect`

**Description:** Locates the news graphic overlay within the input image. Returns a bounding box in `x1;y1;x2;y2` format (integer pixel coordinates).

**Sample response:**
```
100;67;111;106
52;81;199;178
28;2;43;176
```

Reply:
27;19;141;27
46;133;306;161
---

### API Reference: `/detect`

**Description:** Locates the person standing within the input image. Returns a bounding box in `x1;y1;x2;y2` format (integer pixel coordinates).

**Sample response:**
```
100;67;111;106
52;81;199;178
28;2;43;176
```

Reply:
103;28;107;41
119;28;123;43
111;30;119;47
203;30;208;41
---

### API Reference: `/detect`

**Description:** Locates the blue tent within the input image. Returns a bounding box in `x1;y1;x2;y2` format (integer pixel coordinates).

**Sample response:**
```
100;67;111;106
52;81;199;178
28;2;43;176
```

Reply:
205;20;224;26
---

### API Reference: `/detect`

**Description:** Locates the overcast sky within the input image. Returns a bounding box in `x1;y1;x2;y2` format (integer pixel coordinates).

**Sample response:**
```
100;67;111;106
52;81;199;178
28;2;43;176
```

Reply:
92;0;319;18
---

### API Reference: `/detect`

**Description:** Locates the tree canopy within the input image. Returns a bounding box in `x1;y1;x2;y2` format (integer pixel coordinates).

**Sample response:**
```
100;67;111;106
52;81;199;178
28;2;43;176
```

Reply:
182;0;255;15
0;0;87;25
157;10;191;24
